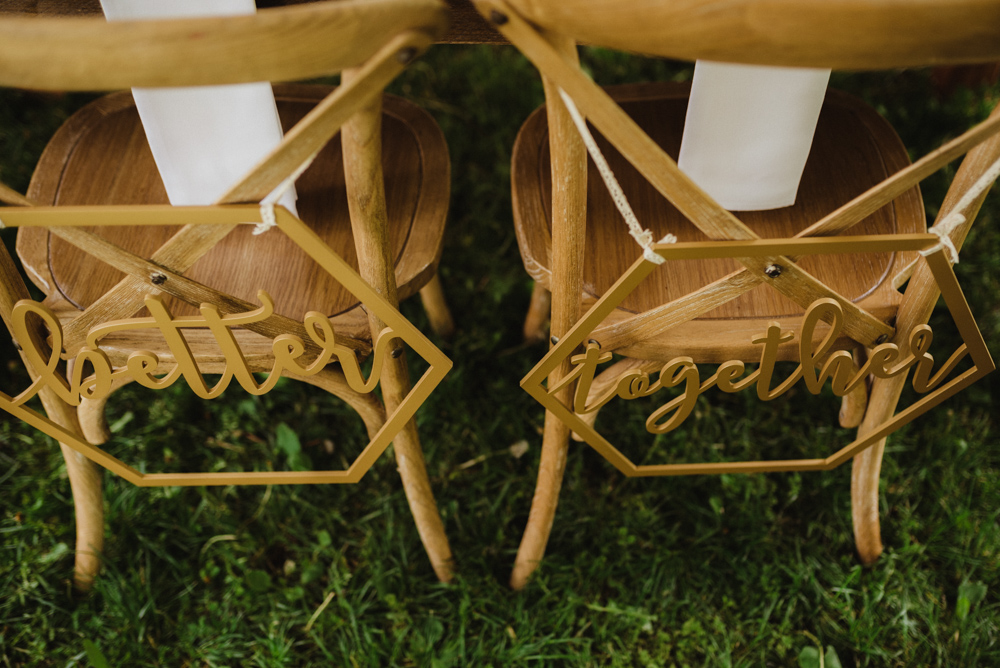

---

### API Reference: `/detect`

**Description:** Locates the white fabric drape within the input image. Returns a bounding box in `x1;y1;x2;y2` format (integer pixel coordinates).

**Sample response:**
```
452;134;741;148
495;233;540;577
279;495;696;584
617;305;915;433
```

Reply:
677;61;831;211
100;0;298;214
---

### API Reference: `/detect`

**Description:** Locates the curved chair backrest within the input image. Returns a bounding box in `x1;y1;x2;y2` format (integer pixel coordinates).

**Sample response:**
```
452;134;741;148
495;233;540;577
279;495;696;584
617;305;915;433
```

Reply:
0;0;451;357
0;0;448;91
499;0;1000;69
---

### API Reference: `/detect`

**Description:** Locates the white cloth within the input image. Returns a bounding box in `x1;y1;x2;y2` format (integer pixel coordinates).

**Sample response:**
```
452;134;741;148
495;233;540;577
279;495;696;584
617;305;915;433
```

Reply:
100;0;297;214
677;61;831;211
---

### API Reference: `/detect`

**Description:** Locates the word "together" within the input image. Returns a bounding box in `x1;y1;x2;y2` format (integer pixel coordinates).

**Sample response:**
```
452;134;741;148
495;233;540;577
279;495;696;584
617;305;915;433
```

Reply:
557;298;969;435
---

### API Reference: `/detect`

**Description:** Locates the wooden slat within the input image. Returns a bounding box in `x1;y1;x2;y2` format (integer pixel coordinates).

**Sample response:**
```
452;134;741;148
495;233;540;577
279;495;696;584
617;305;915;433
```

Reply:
48;226;370;356
0;181;32;206
495;0;1000;69
0;0;507;44
0;0;448;90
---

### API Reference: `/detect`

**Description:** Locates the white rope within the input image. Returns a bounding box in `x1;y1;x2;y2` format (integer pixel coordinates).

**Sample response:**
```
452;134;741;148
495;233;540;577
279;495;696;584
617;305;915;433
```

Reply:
921;152;1000;264
558;89;675;264
254;151;319;235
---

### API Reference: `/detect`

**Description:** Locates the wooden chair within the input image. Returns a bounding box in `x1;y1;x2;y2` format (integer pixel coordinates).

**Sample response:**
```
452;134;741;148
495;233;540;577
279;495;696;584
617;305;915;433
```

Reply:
472;0;1000;588
0;0;458;589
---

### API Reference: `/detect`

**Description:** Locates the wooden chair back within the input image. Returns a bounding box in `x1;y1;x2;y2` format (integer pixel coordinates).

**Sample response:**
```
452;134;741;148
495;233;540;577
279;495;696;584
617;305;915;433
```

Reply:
498;0;1000;69
0;0;449;357
475;0;1000;351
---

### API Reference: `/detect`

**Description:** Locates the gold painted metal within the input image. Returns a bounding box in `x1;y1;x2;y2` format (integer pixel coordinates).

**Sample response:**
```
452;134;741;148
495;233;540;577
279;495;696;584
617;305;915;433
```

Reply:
522;235;993;476
0;206;452;487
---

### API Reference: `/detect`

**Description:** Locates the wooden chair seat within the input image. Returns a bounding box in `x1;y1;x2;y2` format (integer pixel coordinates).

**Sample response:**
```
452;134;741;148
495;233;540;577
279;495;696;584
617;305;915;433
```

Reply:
17;83;449;340
512;82;926;361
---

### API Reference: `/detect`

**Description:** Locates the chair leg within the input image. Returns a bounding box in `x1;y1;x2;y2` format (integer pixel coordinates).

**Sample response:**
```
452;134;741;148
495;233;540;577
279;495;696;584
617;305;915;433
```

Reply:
851;373;907;565
308;359;453;580
510;408;570;589
382;353;455;582
341;73;453;581
523;282;551;344
851;437;885;565
37;381;104;592
511;33;588;589
57;443;104;591
418;273;455;339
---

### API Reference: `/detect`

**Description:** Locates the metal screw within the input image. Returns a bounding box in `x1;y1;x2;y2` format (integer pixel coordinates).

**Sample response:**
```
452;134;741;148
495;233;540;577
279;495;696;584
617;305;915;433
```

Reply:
390;346;404;359
764;264;782;278
150;272;167;285
489;9;509;25
550;335;559;345
875;334;888;345
588;339;601;348
396;47;417;64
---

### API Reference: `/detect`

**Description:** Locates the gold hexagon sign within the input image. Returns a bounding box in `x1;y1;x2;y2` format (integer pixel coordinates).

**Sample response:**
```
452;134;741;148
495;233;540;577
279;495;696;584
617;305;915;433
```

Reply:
0;204;452;486
522;234;994;476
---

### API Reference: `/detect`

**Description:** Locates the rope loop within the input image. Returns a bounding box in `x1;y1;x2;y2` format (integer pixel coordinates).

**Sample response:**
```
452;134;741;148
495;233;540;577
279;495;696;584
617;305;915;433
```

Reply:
253;151;319;235
558;89;675;264
920;152;1000;264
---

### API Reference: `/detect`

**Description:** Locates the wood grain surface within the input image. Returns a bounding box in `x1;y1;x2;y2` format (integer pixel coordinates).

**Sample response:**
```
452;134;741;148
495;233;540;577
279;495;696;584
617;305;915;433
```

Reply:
512;82;923;325
17;86;449;328
498;0;1000;69
0;0;506;44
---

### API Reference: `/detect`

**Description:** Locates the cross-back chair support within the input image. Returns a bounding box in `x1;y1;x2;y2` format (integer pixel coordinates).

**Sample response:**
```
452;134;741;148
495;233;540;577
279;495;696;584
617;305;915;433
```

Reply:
474;0;1000;588
0;0;455;588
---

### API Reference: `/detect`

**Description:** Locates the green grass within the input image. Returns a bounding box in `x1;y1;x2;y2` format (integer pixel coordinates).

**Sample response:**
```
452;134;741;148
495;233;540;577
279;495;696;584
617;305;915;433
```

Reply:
3;46;1000;666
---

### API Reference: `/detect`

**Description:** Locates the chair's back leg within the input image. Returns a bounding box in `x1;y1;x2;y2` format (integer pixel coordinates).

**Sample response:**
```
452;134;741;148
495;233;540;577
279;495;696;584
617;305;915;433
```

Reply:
510;32;588;590
340;69;454;582
522;282;552;344
852;102;1000;565
0;247;103;591
418;273;456;338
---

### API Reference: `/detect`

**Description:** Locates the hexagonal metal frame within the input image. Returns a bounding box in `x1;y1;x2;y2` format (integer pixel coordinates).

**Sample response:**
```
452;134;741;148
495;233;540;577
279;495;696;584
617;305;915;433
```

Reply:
522;234;994;476
0;204;452;486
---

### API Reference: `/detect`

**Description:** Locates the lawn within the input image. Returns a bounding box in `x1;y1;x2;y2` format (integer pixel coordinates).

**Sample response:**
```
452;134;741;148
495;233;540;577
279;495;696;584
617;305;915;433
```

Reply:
2;44;1000;666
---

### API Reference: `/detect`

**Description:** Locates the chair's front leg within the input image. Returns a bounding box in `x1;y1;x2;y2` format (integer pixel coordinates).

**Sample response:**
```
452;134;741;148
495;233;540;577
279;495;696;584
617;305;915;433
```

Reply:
851;374;906;564
39;382;104;592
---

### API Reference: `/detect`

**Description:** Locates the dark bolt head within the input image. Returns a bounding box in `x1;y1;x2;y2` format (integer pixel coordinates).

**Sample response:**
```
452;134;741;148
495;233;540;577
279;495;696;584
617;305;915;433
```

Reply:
390;346;404;359
550;335;559;345
396;47;417;64
764;264;782;279
150;272;167;285
489;9;509;25
875;334;888;345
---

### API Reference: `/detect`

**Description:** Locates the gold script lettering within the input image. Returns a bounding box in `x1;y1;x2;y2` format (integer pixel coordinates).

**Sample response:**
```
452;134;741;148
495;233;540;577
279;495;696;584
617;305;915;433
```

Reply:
555;299;969;436
10;291;395;406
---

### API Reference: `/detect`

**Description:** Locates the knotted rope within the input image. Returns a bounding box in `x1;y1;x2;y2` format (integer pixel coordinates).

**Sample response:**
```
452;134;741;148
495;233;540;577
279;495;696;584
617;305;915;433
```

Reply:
253;151;319;235
920;152;1000;264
